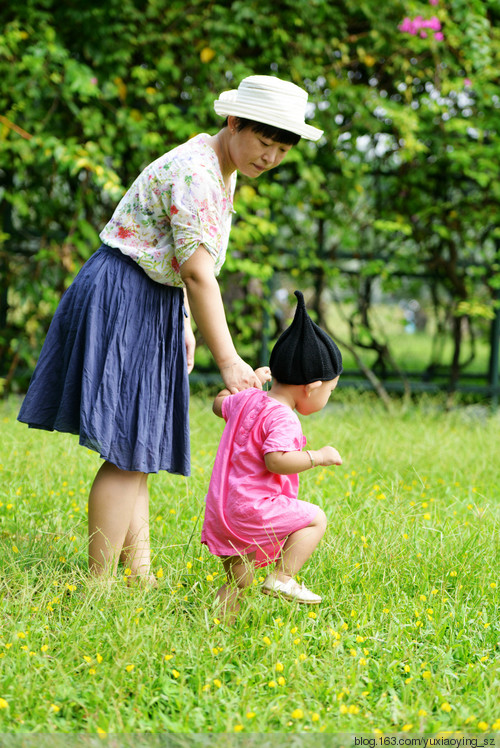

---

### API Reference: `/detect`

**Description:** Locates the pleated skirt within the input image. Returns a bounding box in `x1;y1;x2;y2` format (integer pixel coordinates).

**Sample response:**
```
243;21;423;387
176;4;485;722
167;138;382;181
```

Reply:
18;245;190;475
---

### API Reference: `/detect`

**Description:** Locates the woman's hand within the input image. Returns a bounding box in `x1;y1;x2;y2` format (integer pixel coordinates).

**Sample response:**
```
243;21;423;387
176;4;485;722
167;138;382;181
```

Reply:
220;357;262;393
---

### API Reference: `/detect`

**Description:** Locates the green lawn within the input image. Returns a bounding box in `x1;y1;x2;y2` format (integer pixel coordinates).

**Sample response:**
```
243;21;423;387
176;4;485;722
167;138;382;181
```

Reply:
0;391;498;736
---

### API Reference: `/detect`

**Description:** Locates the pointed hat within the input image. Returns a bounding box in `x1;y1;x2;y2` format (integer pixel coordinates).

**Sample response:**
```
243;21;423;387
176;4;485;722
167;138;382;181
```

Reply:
269;290;343;384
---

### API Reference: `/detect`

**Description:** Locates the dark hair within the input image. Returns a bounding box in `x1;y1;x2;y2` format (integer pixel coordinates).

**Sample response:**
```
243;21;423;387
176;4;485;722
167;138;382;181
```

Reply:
224;117;301;146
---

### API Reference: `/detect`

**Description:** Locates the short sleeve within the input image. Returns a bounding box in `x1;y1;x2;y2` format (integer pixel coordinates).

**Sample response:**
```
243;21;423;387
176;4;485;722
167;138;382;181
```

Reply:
261;408;305;454
169;172;223;266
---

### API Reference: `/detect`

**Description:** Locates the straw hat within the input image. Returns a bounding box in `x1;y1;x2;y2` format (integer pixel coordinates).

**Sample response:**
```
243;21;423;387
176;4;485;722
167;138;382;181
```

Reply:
213;75;323;142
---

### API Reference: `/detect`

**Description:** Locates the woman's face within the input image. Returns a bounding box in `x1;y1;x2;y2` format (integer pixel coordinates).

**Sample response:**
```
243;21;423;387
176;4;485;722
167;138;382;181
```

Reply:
227;118;294;177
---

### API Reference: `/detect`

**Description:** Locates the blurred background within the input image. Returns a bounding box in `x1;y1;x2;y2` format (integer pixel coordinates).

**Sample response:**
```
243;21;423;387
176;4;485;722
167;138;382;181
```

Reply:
1;0;499;405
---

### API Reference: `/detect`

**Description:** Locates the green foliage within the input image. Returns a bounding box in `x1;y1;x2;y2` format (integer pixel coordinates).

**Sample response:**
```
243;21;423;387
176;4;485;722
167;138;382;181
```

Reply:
1;0;499;389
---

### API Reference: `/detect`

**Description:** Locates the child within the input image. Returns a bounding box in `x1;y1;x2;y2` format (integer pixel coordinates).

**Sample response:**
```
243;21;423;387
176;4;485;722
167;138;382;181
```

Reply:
201;290;343;619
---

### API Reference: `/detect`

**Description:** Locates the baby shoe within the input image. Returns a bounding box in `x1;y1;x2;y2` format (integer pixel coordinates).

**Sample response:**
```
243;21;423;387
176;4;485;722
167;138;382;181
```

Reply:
261;574;322;604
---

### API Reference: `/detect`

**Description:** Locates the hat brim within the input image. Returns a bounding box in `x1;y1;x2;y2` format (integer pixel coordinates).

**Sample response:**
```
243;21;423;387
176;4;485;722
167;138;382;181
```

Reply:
214;100;323;142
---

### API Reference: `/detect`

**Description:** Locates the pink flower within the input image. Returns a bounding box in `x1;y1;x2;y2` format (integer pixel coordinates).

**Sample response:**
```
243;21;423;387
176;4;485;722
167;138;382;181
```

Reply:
427;16;441;30
429;0;438;5
90;77;98;85
399;13;443;38
464;78;472;87
399;17;414;33
434;31;444;41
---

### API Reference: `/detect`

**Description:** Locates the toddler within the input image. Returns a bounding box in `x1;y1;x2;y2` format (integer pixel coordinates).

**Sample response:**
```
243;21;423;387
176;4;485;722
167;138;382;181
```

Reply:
201;290;343;620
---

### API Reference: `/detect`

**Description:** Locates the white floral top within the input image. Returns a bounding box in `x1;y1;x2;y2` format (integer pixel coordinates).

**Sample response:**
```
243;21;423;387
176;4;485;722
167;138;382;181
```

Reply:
99;134;236;286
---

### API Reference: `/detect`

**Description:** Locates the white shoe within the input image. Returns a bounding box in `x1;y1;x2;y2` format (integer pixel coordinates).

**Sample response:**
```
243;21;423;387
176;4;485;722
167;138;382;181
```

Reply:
261;574;322;604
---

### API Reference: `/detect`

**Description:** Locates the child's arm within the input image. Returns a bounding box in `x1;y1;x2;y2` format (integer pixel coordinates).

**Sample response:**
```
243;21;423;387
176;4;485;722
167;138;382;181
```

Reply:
265;446;342;475
213;388;232;418
212;367;272;418
255;366;272;385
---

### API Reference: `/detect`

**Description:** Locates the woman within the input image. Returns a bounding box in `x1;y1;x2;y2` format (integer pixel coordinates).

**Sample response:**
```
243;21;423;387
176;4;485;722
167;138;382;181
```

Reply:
18;75;323;583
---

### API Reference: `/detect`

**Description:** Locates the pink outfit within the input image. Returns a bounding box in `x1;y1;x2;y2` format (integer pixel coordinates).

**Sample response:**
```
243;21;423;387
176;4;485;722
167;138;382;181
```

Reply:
201;388;319;566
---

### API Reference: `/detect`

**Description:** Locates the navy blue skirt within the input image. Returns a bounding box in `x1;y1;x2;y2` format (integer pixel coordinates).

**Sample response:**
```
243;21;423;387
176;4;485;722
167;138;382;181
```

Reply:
18;245;190;475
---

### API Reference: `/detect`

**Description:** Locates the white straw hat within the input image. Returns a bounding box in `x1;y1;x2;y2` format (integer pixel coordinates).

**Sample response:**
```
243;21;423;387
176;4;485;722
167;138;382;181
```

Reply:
213;75;324;142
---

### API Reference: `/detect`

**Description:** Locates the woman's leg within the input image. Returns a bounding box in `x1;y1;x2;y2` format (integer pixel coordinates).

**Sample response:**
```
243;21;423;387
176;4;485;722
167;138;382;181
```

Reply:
88;462;150;578
274;507;327;582
120;473;156;583
214;552;256;623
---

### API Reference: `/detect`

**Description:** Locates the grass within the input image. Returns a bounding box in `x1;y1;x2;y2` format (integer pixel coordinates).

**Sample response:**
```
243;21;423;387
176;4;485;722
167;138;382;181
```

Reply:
0;391;499;736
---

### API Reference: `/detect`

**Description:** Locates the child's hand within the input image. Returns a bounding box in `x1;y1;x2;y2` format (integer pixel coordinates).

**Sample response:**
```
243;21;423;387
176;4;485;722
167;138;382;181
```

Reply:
316;446;342;466
254;366;272;387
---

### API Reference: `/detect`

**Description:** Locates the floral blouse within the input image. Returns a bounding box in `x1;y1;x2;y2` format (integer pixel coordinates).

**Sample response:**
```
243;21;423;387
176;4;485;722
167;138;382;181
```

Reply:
99;134;236;286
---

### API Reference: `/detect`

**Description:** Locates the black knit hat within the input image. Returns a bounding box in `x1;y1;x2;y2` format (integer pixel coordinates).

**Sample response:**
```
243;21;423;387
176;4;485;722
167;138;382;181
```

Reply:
269;290;343;384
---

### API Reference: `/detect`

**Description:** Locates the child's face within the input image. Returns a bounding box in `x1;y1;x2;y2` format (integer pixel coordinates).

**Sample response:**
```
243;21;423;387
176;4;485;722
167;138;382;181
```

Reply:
296;376;340;415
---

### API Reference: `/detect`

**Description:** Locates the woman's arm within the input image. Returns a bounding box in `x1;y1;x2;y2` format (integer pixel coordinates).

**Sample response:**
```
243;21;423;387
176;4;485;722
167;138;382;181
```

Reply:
265;446;342;474
180;246;261;393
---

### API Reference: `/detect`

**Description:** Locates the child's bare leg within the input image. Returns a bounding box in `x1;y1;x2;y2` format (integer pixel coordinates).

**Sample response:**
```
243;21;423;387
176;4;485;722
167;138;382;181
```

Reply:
275;508;327;581
215;552;256;623
120;473;157;585
88;462;148;577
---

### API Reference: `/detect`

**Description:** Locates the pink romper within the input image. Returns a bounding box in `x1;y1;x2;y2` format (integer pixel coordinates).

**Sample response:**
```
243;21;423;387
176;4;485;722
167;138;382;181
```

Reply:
201;388;319;566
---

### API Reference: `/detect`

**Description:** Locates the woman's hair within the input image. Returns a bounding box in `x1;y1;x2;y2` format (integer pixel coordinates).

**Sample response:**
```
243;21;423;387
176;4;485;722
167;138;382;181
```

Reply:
225;117;301;146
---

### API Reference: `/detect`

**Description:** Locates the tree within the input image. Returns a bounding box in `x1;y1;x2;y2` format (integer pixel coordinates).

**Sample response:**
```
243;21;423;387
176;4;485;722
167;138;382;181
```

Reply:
1;0;499;397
